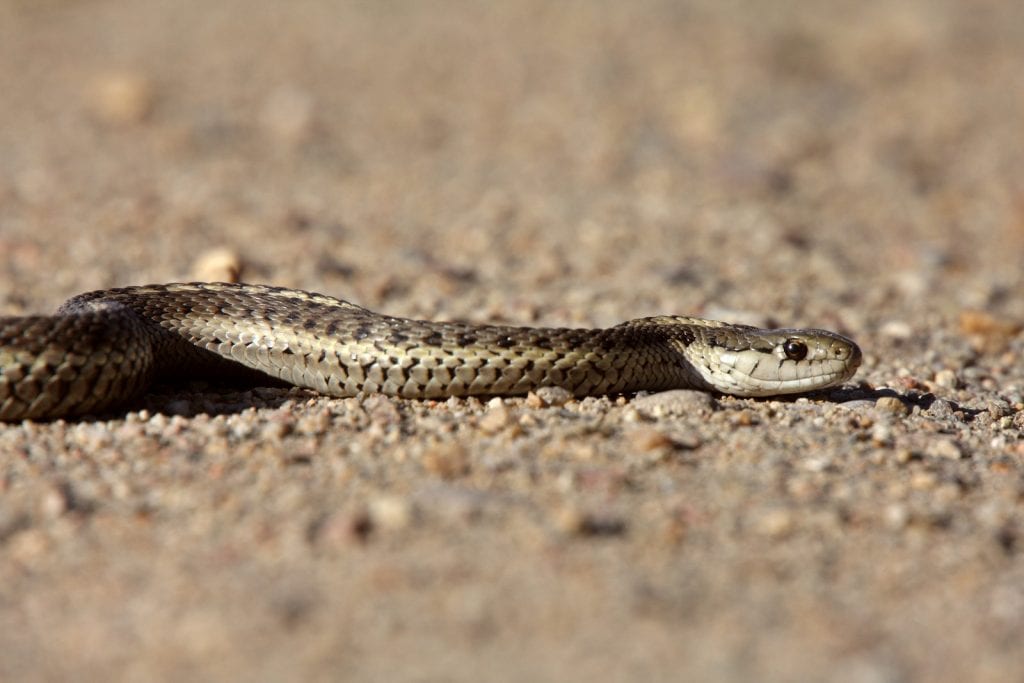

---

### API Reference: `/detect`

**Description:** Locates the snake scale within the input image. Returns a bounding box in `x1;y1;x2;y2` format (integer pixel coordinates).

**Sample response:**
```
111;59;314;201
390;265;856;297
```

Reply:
0;283;862;421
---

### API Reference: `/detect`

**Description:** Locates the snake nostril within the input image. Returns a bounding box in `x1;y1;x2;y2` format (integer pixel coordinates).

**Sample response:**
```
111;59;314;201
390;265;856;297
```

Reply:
783;339;808;361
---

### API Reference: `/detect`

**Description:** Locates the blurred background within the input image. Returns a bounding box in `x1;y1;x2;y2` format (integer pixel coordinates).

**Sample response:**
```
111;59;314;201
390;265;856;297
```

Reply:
2;0;1022;330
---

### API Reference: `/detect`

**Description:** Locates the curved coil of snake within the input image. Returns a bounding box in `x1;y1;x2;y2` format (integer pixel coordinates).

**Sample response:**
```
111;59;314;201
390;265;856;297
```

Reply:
0;283;862;421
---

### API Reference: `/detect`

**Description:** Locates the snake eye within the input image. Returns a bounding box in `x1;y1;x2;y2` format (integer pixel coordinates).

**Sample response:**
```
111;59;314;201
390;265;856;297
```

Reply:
783;339;808;361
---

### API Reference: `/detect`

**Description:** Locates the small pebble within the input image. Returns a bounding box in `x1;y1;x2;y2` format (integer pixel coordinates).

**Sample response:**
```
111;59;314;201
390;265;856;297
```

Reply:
893;448;915;464
555;506;627;537
753;508;794;538
421;442;470;478
478;400;511;433
879;320;913;340
927;399;956;420
875;396;909;417
801;456;832;472
926;438;964;460
910;472;938;490
41;484;71;518
987;399;1013;420
933;369;959;390
89;71;155;124
526;386;573;408
363;396;402;425
627;427;678;452
296;410;331;434
631;390;714;418
836;399;876;411
884;504;909;530
367;496;415;531
731;410;759;427
870;424;893;447
192;247;244;283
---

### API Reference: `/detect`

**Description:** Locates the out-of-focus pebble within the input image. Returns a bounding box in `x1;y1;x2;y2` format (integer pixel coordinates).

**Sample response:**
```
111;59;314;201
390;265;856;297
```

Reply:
259;86;316;145
89;72;155;124
835;399;876;411
933;369;959;390
884;504;909;530
893;448;915;464
555;506;627;537
296;410;331;434
753;508;794;538
631;390;714;418
910;472;938;490
926;438;964;460
421;442;470;479
875;396;909;417
8;529;50;564
731;410;759;427
41;484;71;518
526;386;573;408
879;320;913;340
363;396;401;425
478;399;511;433
870;424;893;447
627;427;677;452
368;496;415;531
959;310;1022;353
192;248;244;283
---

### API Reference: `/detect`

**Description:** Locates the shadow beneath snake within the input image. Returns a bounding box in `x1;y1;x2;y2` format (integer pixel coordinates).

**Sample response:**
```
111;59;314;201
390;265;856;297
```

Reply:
60;368;302;423
72;376;877;423
824;384;984;420
137;370;319;420
139;383;306;419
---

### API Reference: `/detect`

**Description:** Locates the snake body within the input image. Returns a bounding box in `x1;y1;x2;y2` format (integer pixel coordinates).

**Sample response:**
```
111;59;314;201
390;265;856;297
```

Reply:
0;283;861;421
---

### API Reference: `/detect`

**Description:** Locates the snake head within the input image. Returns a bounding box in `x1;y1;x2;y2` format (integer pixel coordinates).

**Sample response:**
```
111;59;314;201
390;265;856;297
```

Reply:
684;325;862;397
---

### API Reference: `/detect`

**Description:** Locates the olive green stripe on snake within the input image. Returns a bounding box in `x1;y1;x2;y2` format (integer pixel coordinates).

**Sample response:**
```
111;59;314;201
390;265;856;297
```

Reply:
0;282;862;421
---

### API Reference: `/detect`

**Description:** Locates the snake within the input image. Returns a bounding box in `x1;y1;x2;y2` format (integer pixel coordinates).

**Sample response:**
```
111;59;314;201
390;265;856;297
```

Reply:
0;282;862;421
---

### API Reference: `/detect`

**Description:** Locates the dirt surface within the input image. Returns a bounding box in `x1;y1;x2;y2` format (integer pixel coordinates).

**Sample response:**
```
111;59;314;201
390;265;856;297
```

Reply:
2;1;1024;681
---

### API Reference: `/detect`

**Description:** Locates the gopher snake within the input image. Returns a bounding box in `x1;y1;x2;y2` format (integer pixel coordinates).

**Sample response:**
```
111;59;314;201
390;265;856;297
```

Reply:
0;283;862;421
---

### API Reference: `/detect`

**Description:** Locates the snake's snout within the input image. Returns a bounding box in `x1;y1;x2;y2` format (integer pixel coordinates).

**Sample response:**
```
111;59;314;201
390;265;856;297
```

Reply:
823;331;862;373
801;330;862;384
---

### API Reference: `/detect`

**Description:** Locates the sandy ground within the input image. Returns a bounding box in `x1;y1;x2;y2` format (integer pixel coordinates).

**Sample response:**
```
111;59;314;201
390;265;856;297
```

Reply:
2;1;1024;681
